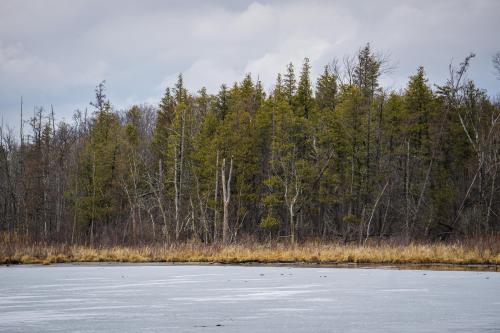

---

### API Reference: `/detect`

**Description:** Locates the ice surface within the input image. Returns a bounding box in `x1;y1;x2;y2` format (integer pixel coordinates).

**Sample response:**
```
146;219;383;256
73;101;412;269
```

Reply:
0;264;498;332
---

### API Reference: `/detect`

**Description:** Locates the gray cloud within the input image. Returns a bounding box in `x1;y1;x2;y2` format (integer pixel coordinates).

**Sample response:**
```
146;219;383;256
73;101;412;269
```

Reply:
0;0;499;128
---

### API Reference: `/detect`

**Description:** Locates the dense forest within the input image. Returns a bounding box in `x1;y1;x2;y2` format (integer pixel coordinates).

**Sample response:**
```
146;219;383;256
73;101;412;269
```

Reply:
1;45;499;246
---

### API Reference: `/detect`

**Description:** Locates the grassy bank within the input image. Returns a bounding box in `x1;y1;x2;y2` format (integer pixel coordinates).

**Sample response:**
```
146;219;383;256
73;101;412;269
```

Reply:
1;240;499;266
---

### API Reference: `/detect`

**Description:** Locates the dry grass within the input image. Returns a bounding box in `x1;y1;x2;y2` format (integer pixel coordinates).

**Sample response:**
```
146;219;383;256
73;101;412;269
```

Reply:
1;239;499;267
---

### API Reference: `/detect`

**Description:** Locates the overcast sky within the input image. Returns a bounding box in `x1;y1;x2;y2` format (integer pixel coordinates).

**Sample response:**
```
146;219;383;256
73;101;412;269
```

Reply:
1;0;499;128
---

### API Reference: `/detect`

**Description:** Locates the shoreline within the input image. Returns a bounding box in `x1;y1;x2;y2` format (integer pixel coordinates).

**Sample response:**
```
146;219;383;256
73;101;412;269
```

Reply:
2;261;499;272
1;242;499;271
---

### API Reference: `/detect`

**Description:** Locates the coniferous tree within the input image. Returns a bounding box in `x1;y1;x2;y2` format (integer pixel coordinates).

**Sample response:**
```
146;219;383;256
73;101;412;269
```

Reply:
316;65;337;111
77;82;122;243
284;63;297;106
296;58;314;118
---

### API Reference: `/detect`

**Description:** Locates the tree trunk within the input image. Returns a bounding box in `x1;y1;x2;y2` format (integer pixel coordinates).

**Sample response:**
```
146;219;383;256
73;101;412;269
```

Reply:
405;140;411;242
213;150;219;242
289;203;295;244
221;157;233;244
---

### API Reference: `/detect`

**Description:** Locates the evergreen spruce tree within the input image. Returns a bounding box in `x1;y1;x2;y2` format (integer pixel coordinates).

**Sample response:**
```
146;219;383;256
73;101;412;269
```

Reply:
316;65;337;111
296;58;314;118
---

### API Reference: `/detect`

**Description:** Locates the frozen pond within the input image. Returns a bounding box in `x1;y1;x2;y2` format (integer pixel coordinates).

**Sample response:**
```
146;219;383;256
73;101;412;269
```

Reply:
0;264;498;332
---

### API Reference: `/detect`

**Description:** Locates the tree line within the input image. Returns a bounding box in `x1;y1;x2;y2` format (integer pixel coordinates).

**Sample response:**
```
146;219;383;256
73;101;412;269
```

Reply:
1;45;499;245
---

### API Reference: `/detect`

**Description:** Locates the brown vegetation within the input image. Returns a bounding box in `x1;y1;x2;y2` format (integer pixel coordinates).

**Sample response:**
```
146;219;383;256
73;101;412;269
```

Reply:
1;235;499;267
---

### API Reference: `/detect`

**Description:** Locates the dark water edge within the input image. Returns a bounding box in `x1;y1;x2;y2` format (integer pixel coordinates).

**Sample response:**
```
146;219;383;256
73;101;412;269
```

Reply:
231;261;500;272
4;261;499;272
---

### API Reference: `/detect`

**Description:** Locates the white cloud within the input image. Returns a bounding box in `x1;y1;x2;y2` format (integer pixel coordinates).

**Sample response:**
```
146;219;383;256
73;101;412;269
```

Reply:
0;0;499;128
160;59;241;93
245;38;332;89
0;42;64;92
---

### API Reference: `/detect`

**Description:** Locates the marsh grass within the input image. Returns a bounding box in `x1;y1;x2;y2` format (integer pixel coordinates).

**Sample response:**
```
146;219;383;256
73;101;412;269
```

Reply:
1;236;499;267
